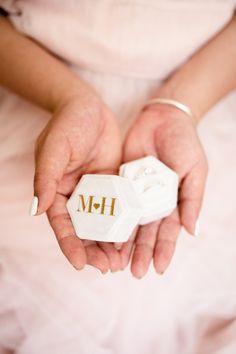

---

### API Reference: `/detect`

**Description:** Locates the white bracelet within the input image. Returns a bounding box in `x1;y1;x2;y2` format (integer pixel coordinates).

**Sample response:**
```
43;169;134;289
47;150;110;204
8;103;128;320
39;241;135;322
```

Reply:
143;98;195;120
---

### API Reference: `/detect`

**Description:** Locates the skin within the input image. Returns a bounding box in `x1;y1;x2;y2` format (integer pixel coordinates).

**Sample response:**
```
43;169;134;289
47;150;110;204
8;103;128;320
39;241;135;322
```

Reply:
0;14;236;277
36;97;123;273
120;105;208;277
119;13;236;277
0;17;123;273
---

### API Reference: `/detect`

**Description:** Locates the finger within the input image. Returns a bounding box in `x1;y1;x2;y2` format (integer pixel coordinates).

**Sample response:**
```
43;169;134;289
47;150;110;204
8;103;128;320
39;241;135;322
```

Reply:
85;243;110;274
122;126;157;163
34;131;70;215
119;227;138;270
47;193;87;270
123;138;145;163
98;242;122;272
179;159;208;236
131;221;160;278
114;243;123;250
153;208;181;274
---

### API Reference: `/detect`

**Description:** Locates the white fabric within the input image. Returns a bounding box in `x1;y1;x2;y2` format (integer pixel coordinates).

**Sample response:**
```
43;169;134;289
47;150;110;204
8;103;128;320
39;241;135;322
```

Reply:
1;0;235;79
0;1;236;353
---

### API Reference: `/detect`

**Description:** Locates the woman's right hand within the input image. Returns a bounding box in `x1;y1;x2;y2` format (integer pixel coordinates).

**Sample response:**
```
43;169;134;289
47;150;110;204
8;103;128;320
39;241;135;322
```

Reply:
33;89;123;273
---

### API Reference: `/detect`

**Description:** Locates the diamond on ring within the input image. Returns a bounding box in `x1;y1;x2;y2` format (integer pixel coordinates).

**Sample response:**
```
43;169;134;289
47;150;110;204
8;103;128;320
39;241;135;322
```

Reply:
134;166;157;179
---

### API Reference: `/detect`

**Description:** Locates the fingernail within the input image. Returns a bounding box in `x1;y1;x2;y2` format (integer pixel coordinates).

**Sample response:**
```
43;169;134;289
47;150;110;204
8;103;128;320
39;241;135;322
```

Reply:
132;274;143;280
29;196;38;216
73;264;85;271
132;268;145;279
100;269;108;275
114;242;123;250
193;218;200;237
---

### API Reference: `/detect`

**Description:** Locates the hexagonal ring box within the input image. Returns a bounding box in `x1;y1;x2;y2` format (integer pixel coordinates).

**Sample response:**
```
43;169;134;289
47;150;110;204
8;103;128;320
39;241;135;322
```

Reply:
119;156;179;225
67;156;179;242
67;174;142;242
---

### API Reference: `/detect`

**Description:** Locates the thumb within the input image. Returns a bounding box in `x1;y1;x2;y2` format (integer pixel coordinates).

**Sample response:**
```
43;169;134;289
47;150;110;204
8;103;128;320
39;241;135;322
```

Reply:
123;129;155;163
31;133;70;215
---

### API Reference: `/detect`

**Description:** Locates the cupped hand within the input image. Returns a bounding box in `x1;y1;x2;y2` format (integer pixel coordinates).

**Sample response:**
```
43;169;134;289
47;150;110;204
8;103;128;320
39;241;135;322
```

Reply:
120;104;208;278
33;90;123;273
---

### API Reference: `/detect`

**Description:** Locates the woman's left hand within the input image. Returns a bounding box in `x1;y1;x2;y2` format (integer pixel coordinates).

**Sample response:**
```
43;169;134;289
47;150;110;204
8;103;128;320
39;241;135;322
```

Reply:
120;103;208;278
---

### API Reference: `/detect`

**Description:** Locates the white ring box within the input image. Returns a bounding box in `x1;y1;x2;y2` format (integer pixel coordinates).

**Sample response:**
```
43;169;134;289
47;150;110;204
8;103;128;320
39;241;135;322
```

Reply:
66;174;141;242
67;156;179;242
119;156;179;225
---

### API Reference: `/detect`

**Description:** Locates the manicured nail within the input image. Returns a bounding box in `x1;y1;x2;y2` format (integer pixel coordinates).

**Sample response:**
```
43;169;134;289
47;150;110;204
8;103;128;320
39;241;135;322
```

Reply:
132;274;143;280
114;242;123;250
29;196;38;216
73;264;85;271
132;268;145;279
193;218;200;237
100;269;108;275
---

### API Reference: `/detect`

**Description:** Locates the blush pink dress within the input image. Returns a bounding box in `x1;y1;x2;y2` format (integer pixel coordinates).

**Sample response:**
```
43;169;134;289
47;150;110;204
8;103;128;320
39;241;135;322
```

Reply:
0;1;236;353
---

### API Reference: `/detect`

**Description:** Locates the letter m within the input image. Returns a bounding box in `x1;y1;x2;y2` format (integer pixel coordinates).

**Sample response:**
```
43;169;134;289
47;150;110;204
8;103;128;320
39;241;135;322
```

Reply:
77;194;94;213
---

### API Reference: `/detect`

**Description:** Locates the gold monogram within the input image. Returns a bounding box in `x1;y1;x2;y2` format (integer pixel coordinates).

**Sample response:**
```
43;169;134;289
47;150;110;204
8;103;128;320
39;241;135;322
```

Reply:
77;195;116;216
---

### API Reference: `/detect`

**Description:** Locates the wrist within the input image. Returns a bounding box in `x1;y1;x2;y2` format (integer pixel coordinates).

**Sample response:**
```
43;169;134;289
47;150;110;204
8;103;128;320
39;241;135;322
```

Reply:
49;76;100;113
142;99;198;127
152;76;204;123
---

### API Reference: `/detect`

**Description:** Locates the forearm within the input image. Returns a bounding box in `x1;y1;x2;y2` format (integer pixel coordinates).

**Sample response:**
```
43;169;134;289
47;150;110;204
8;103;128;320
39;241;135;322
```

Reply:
155;13;236;121
0;16;93;112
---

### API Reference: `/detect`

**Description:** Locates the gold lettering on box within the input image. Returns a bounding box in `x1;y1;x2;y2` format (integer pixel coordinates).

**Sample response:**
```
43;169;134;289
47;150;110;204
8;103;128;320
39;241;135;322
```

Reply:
77;195;116;216
100;197;116;216
77;195;94;213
